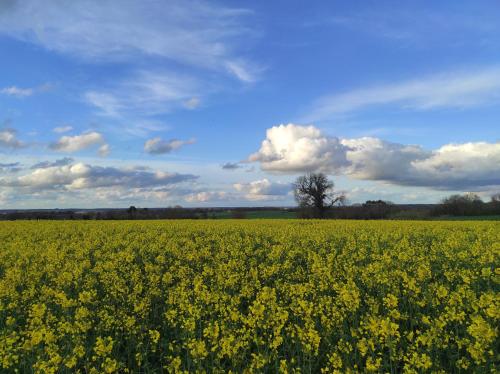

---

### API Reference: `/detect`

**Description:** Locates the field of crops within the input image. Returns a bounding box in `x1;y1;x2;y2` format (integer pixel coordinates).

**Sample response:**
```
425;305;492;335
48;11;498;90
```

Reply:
0;220;498;373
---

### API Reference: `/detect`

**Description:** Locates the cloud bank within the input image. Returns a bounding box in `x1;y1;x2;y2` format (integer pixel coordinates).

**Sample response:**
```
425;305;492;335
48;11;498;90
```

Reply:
0;161;198;194
184;178;290;203
249;124;500;190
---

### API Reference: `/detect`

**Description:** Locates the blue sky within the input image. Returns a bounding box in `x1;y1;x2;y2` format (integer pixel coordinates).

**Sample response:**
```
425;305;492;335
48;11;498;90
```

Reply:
0;0;499;208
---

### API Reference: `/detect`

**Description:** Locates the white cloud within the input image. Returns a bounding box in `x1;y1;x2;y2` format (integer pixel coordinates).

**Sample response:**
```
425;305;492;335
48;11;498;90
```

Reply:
185;191;230;203
84;92;123;117
0;86;34;97
0;157;202;206
0;0;257;81
0;189;8;204
85;71;201;117
89;185;200;203
319;6;500;46
340;137;429;182
53;125;73;134
0;162;197;192
98;144;110;157
249;124;500;190
409;142;500;189
144;137;195;155
0;128;24;149
225;60;261;83
233;178;290;201
120;120;170;138
346;185;449;205
304;66;500;121
248;124;350;173
184;179;290;203
91;187;170;202
183;97;201;110
50;131;107;153
0;83;51;98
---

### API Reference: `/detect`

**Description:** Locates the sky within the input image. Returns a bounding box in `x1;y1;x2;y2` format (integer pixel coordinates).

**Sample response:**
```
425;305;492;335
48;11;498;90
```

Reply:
0;0;499;208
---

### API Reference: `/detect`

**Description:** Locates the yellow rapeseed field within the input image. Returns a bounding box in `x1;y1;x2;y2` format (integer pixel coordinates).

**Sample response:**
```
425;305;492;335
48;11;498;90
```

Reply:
0;220;498;373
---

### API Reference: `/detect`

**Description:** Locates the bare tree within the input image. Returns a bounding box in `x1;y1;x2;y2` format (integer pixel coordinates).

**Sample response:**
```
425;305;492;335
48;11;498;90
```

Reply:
293;173;345;218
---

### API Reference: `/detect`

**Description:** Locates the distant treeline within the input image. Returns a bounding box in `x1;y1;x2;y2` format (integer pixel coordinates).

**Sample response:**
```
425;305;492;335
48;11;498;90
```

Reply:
319;194;500;220
0;206;289;221
326;194;499;220
431;193;500;217
291;200;428;220
1;194;499;220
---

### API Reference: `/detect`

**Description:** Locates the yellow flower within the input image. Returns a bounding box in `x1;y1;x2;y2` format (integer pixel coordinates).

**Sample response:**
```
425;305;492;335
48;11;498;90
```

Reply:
383;294;398;309
94;337;114;357
365;357;381;372
148;329;160;344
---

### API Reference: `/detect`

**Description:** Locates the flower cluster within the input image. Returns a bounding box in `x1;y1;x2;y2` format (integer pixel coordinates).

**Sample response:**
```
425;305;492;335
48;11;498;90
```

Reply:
0;220;498;372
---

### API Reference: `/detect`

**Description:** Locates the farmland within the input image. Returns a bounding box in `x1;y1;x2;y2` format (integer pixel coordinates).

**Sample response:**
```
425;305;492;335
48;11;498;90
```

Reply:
0;220;498;373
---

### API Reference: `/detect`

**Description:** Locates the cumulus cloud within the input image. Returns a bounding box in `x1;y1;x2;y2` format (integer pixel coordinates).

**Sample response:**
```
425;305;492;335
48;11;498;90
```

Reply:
144;137;195;155
248;124;350;173
233;178;290;201
50;131;107;153
249;124;500;190
0;0;257;82
304;66;500;122
0;128;24;149
408;142;500;189
0;162;198;192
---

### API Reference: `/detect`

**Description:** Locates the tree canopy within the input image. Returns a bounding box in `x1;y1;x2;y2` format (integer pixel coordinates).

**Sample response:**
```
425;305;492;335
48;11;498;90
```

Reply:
293;173;345;218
